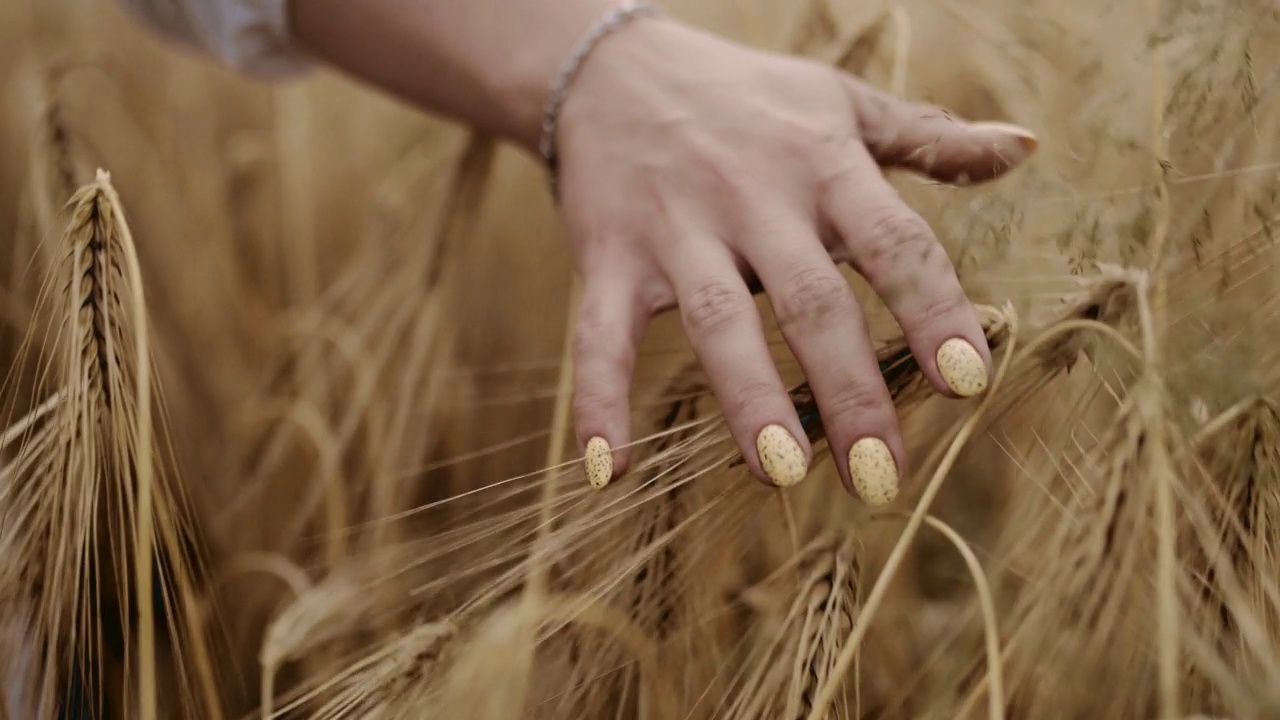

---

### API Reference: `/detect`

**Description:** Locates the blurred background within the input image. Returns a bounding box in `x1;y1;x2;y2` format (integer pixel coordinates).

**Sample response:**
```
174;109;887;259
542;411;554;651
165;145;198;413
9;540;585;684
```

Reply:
3;0;1279;718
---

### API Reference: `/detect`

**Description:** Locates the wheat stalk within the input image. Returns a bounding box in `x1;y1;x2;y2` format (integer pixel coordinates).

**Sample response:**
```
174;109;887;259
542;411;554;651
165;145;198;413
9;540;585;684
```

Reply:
1;171;222;718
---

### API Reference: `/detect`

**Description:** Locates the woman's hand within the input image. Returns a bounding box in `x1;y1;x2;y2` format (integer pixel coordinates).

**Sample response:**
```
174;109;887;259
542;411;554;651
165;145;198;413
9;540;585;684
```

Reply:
559;17;1036;501
287;0;1034;502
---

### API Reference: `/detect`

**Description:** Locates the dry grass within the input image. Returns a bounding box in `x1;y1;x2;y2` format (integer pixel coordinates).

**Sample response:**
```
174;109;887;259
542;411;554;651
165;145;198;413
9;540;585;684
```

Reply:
3;0;1280;718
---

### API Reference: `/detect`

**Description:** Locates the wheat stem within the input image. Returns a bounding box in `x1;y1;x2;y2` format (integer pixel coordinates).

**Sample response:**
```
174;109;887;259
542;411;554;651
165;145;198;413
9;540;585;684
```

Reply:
1144;1;1179;714
94;170;158;720
1042;318;1143;363
528;279;580;595
1137;272;1180;720
777;490;801;557
506;278;583;716
877;512;1005;720
806;324;1019;720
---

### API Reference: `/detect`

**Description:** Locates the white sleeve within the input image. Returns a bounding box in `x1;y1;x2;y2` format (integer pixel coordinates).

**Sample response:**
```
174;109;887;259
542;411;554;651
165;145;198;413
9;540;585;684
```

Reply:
115;0;314;78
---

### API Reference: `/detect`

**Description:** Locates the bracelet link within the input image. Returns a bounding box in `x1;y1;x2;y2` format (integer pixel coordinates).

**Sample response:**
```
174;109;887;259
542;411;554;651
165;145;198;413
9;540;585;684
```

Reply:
539;1;663;202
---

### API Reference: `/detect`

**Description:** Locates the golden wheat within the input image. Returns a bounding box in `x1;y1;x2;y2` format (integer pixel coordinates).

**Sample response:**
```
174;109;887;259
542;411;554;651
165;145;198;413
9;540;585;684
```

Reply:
5;0;1280;718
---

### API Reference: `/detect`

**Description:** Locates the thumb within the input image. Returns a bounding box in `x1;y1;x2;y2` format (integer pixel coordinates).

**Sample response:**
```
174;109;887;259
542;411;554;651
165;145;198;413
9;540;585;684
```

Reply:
850;81;1038;185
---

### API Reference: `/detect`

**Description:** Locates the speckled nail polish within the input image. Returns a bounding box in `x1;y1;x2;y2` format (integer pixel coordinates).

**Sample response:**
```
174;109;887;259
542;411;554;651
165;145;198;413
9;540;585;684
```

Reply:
585;436;613;489
936;337;989;398
756;424;808;488
847;437;898;506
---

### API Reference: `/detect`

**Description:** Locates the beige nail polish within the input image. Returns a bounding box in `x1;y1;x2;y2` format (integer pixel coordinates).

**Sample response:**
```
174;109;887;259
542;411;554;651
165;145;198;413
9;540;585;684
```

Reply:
847;437;898;506
970;120;1039;154
585;436;613;489
756;424;808;488
936;337;990;398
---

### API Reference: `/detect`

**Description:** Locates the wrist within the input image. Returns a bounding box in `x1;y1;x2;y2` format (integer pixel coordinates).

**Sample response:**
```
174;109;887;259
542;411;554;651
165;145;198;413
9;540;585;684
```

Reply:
289;0;631;152
550;16;723;163
487;1;656;153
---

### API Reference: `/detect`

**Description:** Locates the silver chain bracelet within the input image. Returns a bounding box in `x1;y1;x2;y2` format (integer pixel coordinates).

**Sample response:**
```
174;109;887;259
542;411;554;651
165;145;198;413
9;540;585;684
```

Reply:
539;1;664;201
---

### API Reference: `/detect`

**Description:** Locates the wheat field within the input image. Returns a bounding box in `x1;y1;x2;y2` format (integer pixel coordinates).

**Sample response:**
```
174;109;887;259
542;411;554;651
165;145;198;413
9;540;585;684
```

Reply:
2;0;1280;718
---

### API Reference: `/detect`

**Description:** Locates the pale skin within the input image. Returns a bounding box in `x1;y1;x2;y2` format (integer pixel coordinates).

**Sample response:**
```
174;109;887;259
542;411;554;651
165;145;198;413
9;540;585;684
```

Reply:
290;0;1037;497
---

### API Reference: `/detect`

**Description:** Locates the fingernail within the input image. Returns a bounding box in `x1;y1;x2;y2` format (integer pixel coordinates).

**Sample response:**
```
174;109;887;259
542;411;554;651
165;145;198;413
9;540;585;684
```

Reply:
970;121;1039;154
756;424;808;488
936;337;989;398
585;436;613;489
847;437;899;506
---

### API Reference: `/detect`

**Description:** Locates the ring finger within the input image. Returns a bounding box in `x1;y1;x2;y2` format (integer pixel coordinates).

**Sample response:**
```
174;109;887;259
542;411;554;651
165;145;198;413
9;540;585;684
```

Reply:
660;234;812;489
740;211;904;506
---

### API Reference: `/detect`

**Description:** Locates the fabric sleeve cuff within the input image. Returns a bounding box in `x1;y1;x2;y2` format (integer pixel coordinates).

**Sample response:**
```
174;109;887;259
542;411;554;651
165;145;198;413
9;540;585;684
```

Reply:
118;0;316;79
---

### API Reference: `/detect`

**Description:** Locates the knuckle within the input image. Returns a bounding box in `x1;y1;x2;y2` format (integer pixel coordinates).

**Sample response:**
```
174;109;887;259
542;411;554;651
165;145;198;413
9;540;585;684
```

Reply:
573;386;620;422
683;279;752;337
863;207;935;268
719;377;781;422
909;289;970;337
573;307;628;366
854;85;894;127
574;306;612;347
775;268;854;332
571;329;592;367
823;377;892;430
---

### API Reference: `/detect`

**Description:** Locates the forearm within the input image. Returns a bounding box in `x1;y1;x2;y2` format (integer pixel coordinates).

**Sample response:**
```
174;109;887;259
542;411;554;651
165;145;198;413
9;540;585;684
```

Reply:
288;0;630;153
